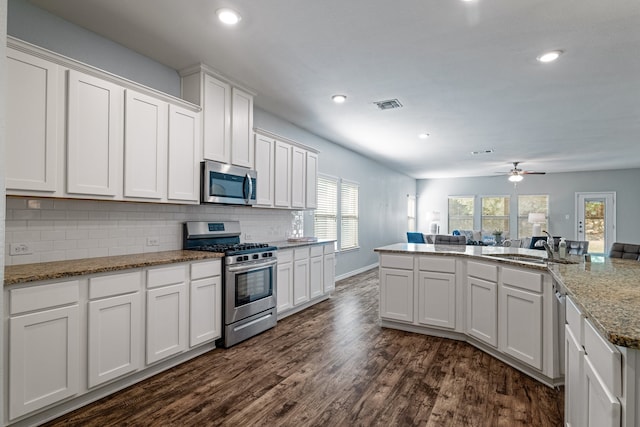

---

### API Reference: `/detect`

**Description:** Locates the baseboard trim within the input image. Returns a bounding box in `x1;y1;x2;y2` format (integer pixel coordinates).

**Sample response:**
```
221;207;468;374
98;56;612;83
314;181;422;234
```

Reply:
336;263;378;282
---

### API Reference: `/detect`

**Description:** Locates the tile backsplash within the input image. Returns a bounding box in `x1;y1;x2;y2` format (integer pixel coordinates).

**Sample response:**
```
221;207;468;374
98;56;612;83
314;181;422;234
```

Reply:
5;197;300;266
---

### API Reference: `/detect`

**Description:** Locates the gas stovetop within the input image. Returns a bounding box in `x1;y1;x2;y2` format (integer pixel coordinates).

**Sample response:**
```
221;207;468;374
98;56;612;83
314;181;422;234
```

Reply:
183;221;278;260
194;242;276;255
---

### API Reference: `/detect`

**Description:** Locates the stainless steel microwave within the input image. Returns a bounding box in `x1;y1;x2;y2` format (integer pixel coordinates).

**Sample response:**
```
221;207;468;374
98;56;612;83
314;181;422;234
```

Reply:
201;161;257;205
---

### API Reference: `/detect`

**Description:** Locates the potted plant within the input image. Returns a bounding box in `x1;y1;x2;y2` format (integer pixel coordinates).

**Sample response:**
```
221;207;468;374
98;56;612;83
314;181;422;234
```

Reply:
492;230;503;245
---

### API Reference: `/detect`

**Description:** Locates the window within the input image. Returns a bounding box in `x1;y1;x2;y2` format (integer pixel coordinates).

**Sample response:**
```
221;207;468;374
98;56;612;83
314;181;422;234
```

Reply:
518;195;549;238
314;175;338;241
481;196;510;235
407;196;416;232
340;180;359;250
448;197;474;231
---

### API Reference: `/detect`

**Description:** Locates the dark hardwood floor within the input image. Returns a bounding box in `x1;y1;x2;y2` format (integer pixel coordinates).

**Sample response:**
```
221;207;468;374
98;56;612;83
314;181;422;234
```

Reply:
45;269;564;426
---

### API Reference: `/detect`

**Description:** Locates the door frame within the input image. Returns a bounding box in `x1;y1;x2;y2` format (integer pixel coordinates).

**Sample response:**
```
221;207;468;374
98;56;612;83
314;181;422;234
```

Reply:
575;192;616;254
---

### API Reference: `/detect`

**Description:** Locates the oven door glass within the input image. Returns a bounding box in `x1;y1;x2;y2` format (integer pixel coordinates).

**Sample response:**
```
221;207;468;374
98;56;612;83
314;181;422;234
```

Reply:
235;266;273;307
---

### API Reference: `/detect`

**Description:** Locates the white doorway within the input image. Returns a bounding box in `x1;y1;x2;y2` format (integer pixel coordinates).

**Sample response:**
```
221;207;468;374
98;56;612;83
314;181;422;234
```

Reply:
576;192;616;255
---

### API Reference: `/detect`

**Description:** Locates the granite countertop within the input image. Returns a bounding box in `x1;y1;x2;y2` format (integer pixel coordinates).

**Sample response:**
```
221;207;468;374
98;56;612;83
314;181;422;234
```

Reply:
549;258;640;349
376;243;640;349
270;239;336;250
4;250;223;287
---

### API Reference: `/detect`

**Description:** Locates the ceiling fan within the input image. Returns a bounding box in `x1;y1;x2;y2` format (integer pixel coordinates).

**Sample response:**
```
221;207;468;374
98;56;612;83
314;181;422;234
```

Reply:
498;162;546;182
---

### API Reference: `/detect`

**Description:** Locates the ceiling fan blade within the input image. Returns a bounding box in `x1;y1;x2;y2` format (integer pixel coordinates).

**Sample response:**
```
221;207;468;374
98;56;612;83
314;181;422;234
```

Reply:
521;171;546;175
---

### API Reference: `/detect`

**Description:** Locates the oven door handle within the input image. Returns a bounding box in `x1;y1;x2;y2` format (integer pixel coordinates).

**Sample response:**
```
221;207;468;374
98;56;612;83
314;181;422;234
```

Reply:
227;259;278;272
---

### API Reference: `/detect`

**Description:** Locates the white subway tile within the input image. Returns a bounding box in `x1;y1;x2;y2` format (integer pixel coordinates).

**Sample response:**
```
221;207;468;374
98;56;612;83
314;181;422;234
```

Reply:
10;253;41;265
41;230;66;241
77;239;100;249
33;241;54;252
89;248;109;258
40;251;67;263
89;229;109;239
109;247;127;256
66;229;89;240
13;209;42;220
67;210;89;220
41;210;68;220
6;197;27;209
88;211;109;220
6;220;28;231
54;240;77;251
12;230;41;242
66;248;89;260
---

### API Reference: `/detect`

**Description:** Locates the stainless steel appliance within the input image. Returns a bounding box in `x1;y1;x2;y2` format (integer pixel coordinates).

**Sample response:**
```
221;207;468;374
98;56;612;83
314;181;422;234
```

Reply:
183;221;277;347
201;160;257;205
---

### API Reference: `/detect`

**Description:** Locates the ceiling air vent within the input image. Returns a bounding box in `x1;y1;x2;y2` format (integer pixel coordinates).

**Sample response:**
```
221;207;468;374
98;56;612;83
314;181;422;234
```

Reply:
374;98;403;110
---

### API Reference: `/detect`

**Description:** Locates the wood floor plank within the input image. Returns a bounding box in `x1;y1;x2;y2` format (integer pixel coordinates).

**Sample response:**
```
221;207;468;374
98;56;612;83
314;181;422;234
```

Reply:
43;268;563;427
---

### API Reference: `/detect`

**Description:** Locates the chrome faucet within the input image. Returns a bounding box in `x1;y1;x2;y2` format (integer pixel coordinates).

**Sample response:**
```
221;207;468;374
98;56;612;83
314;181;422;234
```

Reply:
541;241;554;260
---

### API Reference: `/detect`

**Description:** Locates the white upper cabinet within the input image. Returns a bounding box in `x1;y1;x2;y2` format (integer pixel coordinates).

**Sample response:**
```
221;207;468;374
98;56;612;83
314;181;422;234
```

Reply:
168;105;201;202
124;89;168;200
231;87;254;168
291;146;306;209
201;74;231;163
306;152;318;209
254;133;275;206
274;140;292;208
66;69;123;197
6;47;59;193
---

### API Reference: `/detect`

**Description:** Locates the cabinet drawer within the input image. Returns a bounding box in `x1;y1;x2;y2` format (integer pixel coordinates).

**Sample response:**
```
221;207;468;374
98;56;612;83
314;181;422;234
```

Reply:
467;261;497;282
323;243;335;255
419;256;455;273
294;247;310;261
147;264;187;288
10;280;80;314
89;271;142;299
191;260;221;280
584;319;622;397
501;267;543;293
279;249;293;264
381;254;414;270
310;245;324;257
565;296;584;344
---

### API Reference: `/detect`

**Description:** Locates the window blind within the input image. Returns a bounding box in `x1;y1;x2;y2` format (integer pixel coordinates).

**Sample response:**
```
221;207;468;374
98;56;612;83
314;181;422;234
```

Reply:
314;176;338;240
341;180;359;250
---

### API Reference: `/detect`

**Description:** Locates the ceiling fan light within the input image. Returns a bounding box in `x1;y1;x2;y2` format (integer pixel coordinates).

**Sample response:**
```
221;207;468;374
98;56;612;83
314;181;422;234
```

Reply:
508;174;523;182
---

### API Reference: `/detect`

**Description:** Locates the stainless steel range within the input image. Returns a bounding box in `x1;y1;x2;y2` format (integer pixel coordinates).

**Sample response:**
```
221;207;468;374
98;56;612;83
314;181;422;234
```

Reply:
183;221;277;348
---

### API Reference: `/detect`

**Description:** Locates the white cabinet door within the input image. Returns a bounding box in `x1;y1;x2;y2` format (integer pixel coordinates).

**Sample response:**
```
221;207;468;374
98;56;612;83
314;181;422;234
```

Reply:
67;69;123;197
291;146;306;208
9;305;80;420
499;285;543;370
466;277;498;347
306;151;318;209
379;268;414;323
230;87;254;168
124;89;167;200
6;48;59;193
417;271;456;329
202;73;231;163
565;325;585;427
323;252;336;294
309;255;324;299
277;258;294;313
274;140;292;207
254;134;275;206
146;283;188;364
293;258;310;305
190;276;222;346
168;104;200;202
88;292;141;388
584;356;621;427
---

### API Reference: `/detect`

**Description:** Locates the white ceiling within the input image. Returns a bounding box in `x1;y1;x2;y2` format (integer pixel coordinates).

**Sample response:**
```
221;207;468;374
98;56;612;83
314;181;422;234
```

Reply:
29;0;640;179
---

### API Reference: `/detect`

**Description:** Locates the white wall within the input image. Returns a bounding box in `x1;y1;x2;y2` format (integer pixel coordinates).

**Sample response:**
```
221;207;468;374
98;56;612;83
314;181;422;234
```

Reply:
1;0;8;422
417;168;640;244
7;0;180;96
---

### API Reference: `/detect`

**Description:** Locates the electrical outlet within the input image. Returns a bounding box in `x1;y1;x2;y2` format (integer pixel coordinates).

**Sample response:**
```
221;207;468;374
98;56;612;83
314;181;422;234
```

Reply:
245;233;253;240
146;237;160;246
10;243;33;256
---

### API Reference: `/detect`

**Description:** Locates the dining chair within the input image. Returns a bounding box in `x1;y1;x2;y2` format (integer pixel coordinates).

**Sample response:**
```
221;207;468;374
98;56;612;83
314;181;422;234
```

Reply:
407;232;426;243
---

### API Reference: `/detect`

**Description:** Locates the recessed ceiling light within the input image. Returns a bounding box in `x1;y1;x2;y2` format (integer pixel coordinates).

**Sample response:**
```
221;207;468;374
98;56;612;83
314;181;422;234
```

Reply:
418;133;430;139
332;94;347;104
217;8;241;25
537;50;563;63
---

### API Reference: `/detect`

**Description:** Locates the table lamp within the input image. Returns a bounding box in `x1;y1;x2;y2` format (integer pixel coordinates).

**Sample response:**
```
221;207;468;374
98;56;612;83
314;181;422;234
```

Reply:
429;211;441;234
528;212;546;236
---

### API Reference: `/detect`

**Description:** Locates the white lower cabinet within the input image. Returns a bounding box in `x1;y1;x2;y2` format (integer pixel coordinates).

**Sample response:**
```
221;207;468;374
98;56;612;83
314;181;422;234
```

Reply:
379;254;414;323
87;271;143;388
565;325;585;427
189;260;222;347
466;276;498;347
309;246;324;299
584;356;621;427
417;257;456;330
323;245;336;294
277;250;294;313
145;264;189;365
293;248;310;305
8;281;80;420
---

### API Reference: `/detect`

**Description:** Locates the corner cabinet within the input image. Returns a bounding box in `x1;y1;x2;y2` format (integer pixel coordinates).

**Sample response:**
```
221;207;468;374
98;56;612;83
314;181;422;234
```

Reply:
254;129;320;210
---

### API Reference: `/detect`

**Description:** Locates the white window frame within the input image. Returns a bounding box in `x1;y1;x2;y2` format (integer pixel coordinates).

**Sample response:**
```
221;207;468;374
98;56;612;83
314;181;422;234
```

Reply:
314;174;338;243
407;195;416;232
481;195;511;236
517;195;549;239
340;179;359;252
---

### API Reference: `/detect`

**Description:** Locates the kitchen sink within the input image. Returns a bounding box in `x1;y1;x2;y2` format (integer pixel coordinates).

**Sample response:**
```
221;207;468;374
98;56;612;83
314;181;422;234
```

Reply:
485;254;579;265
